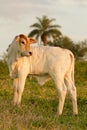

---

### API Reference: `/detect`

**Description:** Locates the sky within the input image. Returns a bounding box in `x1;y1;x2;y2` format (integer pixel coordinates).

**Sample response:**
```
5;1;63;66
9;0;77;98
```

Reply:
0;0;87;56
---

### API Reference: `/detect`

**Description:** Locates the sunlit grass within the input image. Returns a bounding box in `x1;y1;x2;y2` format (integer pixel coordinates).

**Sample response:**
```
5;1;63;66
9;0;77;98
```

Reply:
0;61;87;130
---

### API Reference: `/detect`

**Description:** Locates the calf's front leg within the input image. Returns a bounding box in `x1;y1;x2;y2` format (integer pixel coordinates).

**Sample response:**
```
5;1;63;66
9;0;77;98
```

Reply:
13;78;19;105
16;73;27;106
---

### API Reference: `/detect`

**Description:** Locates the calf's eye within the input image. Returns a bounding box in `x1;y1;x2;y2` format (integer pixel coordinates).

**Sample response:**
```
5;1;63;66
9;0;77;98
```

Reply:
21;41;25;44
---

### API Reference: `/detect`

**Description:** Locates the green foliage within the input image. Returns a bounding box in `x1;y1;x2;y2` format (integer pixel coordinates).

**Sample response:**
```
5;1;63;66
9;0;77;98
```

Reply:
75;40;87;58
0;61;87;129
48;36;74;49
0;61;9;79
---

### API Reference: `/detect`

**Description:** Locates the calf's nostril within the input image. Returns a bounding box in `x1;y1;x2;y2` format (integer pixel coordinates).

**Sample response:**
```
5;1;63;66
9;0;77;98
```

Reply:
29;52;32;55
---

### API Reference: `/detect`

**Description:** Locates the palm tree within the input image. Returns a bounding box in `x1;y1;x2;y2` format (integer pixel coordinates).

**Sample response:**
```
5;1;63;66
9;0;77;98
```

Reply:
28;15;62;46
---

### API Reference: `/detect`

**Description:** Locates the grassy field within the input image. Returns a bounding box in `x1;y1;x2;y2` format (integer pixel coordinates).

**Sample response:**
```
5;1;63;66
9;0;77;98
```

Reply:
0;61;87;130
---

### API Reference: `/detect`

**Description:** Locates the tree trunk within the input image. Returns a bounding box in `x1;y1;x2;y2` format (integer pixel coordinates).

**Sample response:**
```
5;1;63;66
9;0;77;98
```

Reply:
41;33;47;46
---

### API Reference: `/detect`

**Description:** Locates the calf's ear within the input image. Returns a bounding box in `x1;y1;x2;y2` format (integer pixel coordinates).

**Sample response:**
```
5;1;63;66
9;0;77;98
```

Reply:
15;35;20;42
29;38;37;44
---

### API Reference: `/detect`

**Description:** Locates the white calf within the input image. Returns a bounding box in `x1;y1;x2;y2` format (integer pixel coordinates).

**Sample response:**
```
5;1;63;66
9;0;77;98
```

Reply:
6;34;78;115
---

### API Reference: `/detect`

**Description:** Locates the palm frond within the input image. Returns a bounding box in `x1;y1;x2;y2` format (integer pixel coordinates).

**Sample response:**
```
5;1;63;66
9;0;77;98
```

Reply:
30;23;41;29
35;34;40;40
49;18;56;23
28;29;39;37
36;17;42;26
48;25;61;29
47;29;62;36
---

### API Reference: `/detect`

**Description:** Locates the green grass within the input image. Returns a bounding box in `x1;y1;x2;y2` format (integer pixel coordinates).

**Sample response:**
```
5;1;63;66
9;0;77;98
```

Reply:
0;61;87;130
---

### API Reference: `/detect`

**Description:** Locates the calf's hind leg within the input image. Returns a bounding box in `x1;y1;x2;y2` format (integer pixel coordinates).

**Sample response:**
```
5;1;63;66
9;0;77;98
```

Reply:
54;77;67;116
65;76;78;115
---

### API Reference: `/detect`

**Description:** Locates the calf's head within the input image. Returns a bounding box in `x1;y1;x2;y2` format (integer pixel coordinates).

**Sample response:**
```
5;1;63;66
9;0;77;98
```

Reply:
15;34;36;56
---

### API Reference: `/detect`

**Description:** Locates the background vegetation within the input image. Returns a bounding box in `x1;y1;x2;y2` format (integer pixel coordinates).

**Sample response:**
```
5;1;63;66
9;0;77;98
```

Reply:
28;15;87;60
0;61;87;130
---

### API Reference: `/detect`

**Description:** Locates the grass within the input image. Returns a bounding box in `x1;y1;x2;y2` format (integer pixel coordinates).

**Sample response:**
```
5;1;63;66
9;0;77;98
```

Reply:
0;61;87;130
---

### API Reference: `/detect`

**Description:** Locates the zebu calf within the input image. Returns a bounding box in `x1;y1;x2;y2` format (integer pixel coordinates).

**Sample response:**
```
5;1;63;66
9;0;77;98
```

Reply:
6;34;78;115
